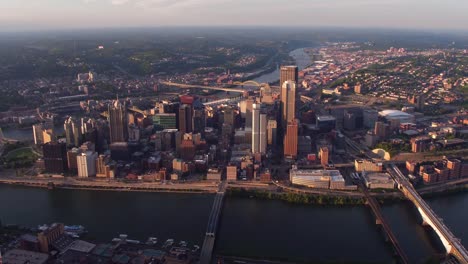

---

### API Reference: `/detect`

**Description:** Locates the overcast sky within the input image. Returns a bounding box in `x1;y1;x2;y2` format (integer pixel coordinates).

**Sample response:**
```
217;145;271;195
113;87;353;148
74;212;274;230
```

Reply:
1;0;467;31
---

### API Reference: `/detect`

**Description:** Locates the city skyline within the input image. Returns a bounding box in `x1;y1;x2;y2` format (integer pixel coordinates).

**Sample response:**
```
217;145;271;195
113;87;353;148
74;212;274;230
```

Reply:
1;2;468;261
1;0;468;31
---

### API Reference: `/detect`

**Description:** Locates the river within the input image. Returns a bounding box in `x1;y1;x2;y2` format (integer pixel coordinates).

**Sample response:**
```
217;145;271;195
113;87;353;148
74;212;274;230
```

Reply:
1;184;467;263
253;48;312;84
2;125;64;141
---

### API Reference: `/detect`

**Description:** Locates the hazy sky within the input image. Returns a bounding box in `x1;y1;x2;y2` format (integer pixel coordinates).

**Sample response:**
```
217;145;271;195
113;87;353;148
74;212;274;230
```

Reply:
1;0;467;31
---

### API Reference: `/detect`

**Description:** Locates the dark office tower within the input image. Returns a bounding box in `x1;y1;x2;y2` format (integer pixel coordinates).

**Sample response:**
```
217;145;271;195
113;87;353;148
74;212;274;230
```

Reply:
64;117;82;147
252;103;261;154
108;100;128;143
43;142;68;173
284;119;299;159
280;65;298;88
192;109;205;135
245;98;254;128
95;120;108;154
178;104;193;134
343;109;363;131
281;80;296;129
224;106;235;127
192;101;205;137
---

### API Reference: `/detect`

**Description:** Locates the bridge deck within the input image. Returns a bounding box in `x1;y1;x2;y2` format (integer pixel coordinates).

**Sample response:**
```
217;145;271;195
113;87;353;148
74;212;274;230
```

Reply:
388;165;468;263
199;181;227;264
359;182;410;264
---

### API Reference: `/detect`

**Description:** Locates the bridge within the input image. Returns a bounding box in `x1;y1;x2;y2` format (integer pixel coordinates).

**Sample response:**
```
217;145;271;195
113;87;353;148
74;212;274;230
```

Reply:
199;181;227;264
388;164;468;263
159;81;279;94
356;177;409;264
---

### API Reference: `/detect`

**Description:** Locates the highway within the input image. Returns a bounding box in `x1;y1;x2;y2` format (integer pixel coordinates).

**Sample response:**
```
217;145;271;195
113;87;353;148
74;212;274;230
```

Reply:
388;164;468;263
199;181;227;264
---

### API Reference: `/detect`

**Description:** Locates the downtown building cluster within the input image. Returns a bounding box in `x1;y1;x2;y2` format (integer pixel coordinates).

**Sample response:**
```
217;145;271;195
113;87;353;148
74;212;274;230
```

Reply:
33;64;342;183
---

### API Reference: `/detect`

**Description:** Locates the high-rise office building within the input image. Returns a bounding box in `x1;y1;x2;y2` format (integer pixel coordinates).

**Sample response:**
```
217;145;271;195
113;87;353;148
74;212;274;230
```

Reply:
284;119;299;159
33;124;44;145
267;119;277;145
67;148;81;173
192;107;206;136
260;84;274;104
224;106;235;127
108;100;128;143
33;124;54;145
319;147;329;167
244;98;254;128
281;81;296;129
42;129;54;144
96;154;112;178
128;124;140;141
316;115;336;133
251;103;262;154
363;109;379;129
153;113;177;129
64;117;82;147
81;117;95;135
280;65;298;88
343;109;363;131
259;113;267;154
43;142;68;173
180;139;196;161
77;151;98;177
178;104;193;134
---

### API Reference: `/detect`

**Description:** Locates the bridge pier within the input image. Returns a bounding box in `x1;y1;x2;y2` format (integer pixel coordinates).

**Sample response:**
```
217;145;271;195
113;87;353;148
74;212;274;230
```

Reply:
375;218;382;225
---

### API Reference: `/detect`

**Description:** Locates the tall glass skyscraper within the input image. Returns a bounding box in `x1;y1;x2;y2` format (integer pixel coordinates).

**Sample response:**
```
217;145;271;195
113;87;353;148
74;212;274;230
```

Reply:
108;100;128;143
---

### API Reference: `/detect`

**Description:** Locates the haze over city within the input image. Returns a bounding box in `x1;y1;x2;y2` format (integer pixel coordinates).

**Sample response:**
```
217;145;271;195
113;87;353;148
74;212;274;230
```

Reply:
1;0;468;31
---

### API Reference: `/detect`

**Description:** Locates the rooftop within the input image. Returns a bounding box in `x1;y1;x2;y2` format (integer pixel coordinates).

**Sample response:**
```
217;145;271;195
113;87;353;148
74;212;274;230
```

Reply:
3;249;49;264
316;115;336;122
379;109;414;118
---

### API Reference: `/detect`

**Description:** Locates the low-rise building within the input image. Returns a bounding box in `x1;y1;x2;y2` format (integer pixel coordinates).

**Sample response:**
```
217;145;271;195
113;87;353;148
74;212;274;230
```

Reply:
207;168;222;181
289;167;349;190
362;172;395;189
226;165;237;181
355;159;383;172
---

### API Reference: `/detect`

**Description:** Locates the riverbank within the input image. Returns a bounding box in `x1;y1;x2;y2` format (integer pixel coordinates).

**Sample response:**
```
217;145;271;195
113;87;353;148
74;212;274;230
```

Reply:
0;174;466;200
227;187;368;205
420;183;468;198
226;184;468;206
0;176;218;194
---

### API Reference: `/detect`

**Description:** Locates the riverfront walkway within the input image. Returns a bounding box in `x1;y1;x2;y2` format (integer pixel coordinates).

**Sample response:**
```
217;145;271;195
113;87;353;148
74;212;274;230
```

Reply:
388;164;468;263
199;181;227;264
